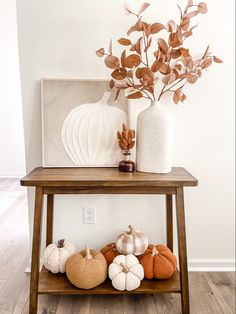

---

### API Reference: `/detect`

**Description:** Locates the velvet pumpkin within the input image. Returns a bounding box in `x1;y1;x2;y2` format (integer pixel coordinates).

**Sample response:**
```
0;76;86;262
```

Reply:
109;254;144;291
66;245;107;289
116;225;148;256
138;244;177;279
100;243;119;265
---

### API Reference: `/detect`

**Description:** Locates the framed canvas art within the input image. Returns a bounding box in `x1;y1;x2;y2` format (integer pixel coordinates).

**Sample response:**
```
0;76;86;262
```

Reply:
41;79;129;167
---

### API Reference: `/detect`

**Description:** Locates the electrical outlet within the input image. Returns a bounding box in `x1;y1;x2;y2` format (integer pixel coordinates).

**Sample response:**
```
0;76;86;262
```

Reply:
83;206;96;224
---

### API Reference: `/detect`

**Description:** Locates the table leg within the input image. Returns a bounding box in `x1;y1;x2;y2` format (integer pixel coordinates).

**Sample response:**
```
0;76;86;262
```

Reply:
166;194;173;252
46;194;54;246
29;187;44;314
176;187;190;314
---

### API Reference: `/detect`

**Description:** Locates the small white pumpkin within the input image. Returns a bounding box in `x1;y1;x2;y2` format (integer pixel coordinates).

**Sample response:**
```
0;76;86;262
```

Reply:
43;239;76;274
116;225;149;256
109;254;144;291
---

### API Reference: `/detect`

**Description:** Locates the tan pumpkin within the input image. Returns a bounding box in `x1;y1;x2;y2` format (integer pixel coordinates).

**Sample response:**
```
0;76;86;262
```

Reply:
138;244;177;279
66;245;107;289
116;225;149;256
100;243;119;265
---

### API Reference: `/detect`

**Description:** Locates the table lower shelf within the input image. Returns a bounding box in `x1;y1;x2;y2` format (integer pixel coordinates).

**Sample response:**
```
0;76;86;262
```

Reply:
39;269;181;295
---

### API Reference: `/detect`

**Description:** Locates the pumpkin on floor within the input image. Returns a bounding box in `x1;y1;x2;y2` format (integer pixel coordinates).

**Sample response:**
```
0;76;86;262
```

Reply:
66;245;107;289
43;239;76;274
139;244;177;279
109;254;144;291
100;243;119;265
116;225;148;256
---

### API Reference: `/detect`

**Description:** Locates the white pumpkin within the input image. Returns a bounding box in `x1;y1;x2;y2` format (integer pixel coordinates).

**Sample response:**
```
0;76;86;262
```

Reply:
43;239;76;274
116;225;149;256
109;254;144;291
61;91;127;166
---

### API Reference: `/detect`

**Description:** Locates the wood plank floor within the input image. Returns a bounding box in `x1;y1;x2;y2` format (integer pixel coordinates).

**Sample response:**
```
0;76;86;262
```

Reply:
0;179;235;314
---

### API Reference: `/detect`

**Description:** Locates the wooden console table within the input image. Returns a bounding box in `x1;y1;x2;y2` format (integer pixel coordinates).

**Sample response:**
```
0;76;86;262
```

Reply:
21;167;198;314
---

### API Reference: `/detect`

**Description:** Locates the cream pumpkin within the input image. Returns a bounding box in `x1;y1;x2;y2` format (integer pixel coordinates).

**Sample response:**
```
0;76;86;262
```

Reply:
43;239;76;274
66;245;107;289
116;225;148;256
109;254;144;291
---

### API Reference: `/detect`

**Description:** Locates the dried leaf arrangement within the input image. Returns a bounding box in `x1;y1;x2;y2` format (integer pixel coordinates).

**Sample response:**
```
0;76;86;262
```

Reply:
96;1;222;104
117;124;135;172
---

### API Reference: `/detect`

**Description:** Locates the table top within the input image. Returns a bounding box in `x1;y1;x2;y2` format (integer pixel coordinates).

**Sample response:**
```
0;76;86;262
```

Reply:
20;167;198;187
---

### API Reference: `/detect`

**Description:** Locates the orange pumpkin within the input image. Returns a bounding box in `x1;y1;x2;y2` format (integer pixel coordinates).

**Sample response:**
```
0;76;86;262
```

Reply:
100;243;119;265
138;244;177;279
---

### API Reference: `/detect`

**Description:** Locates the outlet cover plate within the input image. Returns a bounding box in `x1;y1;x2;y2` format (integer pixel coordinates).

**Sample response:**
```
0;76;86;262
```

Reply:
83;206;96;224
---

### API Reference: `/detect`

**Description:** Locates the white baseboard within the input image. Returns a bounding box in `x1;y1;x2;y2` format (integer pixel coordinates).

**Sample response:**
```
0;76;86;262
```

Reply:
188;258;235;271
0;172;25;178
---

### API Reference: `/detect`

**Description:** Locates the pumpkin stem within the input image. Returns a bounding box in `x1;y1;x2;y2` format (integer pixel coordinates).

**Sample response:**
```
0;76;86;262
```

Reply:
57;239;65;248
85;245;93;259
152;246;158;256
128;225;134;235
120;262;129;274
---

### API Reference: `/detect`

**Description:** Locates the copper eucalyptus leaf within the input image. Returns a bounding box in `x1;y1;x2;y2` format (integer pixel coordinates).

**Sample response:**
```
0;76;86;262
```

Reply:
187;0;193;6
109;79;115;89
213;56;223;63
186;10;199;18
180;17;190;31
186;75;198;84
118;38;132;46
121;51;127;68
127;91;143;99
151;23;165;34
138;2;150;15
105;56;120;69
111;68;127;80
157;38;168;53
198;2;207;14
151;60;162;72
171;49;181;59
173;91;180;104
96;48;105;57
201;58;212;69
135;38;142;55
159;63;170;75
183;30;193;38
126;54;141;68
166;20;176;33
127;26;136;36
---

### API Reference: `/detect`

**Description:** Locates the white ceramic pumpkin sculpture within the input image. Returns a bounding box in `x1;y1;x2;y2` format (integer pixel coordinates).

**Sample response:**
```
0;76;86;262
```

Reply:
116;225;149;256
109;254;144;291
61;91;127;166
43;239;76;274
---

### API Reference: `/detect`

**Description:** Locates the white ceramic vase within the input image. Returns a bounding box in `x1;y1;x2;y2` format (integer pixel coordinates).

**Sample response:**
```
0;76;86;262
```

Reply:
136;100;173;173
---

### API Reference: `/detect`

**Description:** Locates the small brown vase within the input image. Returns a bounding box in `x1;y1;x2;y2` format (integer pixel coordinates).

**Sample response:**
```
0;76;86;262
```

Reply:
119;153;135;172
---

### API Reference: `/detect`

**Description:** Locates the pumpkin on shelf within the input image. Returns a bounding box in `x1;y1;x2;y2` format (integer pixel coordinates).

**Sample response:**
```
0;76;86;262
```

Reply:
66;245;107;289
43;239;76;274
139;244;177;279
116;225;148;256
100;243;119;265
109;254;144;291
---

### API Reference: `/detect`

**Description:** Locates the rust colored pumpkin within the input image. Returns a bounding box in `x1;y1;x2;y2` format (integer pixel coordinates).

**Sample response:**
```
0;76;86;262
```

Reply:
139;244;177;279
100;243;119;265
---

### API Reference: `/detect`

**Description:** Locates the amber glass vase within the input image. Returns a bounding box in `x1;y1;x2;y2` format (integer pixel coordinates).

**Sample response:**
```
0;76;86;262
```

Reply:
119;153;135;172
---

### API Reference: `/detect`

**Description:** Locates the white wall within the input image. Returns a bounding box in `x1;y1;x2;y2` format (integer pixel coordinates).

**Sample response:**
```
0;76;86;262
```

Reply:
0;0;25;177
17;0;235;268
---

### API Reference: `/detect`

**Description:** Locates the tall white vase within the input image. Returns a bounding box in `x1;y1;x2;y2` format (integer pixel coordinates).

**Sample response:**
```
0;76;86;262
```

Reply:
136;101;173;173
